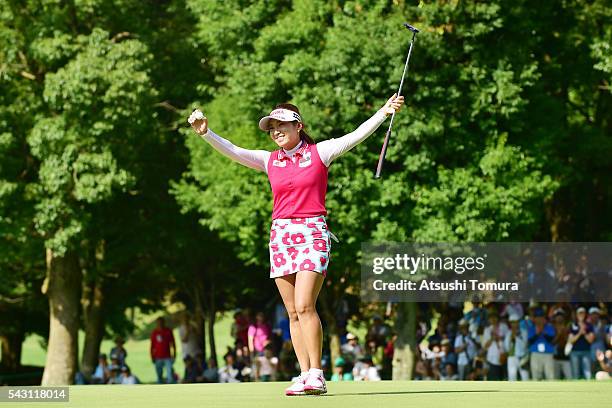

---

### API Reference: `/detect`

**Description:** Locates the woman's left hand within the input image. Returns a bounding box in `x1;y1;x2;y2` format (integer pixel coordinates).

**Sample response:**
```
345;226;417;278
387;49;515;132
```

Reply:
381;93;405;116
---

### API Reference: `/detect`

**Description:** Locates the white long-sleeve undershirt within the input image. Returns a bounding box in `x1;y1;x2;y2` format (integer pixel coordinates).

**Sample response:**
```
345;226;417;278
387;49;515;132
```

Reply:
199;109;388;173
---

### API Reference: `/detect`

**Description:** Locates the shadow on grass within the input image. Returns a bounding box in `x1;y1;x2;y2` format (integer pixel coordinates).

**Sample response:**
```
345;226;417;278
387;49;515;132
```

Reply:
325;390;501;397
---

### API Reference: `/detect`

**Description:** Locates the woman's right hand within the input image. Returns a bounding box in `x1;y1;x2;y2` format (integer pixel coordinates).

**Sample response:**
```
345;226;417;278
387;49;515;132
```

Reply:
188;109;208;135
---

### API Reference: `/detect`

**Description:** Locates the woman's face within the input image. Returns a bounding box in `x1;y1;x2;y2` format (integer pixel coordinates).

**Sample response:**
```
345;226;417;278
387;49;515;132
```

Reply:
268;119;302;150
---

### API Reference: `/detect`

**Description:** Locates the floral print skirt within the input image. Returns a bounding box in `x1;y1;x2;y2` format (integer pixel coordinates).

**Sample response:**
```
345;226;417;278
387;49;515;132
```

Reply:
269;216;331;278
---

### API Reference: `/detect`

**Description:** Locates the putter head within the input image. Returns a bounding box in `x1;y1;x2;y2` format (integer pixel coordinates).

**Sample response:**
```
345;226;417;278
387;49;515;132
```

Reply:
403;23;420;33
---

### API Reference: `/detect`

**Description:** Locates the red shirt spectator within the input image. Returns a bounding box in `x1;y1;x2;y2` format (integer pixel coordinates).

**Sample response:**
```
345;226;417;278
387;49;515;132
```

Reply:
232;310;249;346
150;318;176;360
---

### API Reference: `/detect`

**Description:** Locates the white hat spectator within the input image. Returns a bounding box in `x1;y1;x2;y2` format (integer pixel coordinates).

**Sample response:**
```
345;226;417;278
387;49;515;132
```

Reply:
508;314;520;322
576;306;587;314
588;307;601;315
346;333;357;340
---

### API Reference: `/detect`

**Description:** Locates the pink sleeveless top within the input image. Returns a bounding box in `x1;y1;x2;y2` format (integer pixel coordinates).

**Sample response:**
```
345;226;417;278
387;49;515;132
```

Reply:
267;143;328;219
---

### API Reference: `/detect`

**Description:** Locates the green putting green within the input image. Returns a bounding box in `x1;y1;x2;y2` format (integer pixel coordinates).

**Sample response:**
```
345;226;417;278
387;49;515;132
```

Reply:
11;380;612;408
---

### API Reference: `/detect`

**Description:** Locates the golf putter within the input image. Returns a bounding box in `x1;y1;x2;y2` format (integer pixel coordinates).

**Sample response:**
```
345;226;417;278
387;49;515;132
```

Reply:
374;23;419;179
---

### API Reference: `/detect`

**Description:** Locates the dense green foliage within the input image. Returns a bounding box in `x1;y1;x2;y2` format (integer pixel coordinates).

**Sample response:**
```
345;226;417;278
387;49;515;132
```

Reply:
0;0;609;377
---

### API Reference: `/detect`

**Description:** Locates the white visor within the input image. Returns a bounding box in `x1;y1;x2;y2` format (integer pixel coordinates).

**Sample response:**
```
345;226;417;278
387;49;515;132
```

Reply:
258;108;302;131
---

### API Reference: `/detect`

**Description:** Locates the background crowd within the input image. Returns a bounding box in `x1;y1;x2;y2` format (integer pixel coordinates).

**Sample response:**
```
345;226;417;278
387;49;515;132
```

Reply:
80;301;610;384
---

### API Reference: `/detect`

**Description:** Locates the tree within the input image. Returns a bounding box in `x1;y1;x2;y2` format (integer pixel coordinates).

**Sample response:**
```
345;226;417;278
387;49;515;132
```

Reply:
175;0;610;380
26;26;157;384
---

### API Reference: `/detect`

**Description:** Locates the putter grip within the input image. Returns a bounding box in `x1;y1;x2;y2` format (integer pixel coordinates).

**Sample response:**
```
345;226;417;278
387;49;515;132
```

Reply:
374;128;392;178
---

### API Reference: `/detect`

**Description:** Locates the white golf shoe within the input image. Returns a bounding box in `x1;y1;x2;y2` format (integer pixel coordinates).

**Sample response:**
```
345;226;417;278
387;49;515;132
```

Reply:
303;371;327;395
285;372;308;396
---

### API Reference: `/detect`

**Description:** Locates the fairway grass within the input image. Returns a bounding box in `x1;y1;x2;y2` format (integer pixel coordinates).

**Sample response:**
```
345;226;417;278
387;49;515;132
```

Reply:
11;380;612;408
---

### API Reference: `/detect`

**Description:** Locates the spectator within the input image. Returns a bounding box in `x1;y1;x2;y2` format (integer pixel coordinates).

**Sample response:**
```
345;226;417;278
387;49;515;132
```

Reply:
335;299;350;343
501;302;524;321
440;338;457;369
273;307;291;347
440;362;459;381
423;341;445;380
341;333;364;363
255;345;278;382
109;354;122;373
231;309;250;347
110;336;128;368
594;349;611;380
120;365;140;385
547;302;573;321
482;312;508;380
527;307;556;380
608;320;612;349
414;355;434;381
91;353;110;384
568;306;594;379
202;358;219;383
589;307;607;367
182;355;199;383
367;315;391;347
468;358;485;381
234;339;250;364
331;356;353;381
248;312;271;356
193;351;206;376
454;319;477;380
504;315;529;381
107;364;122;384
465;302;487;339
179;312;202;360
234;345;252;380
150;316;176;384
353;356;381;381
427;320;450;348
381;333;396;380
219;353;242;383
365;336;385;371
552;309;572;379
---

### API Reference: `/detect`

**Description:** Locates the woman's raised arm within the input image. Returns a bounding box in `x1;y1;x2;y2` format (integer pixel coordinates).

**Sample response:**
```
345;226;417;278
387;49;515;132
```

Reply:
316;94;404;167
188;109;270;173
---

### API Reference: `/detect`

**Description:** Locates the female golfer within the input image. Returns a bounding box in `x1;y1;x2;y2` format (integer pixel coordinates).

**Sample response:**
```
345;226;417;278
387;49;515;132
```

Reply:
188;94;404;395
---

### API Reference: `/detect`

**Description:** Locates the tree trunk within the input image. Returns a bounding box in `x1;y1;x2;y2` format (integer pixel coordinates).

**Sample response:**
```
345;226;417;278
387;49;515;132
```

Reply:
41;249;81;385
194;279;206;361
545;196;568;242
207;279;217;365
80;279;105;379
0;330;24;371
392;302;417;380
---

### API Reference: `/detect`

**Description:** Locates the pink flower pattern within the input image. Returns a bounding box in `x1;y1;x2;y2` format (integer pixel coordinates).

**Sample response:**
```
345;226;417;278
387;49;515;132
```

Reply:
269;217;331;278
299;259;316;271
291;233;306;244
313;239;327;252
273;253;286;268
